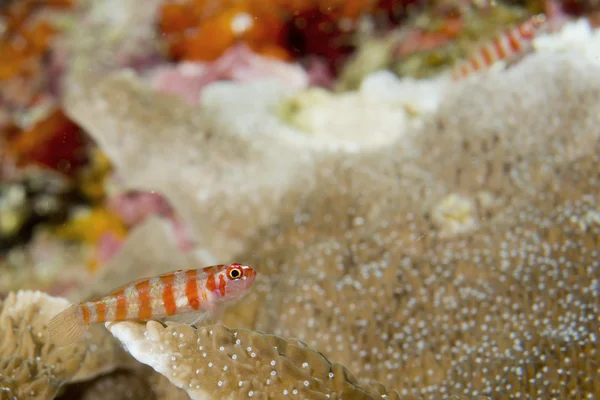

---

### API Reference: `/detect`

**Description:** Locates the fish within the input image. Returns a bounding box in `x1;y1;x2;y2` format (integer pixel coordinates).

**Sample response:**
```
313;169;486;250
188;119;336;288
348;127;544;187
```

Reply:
47;263;257;346
452;14;548;80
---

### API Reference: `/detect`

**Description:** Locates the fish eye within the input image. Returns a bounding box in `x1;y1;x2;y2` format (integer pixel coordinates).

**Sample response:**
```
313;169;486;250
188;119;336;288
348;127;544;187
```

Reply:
227;266;242;280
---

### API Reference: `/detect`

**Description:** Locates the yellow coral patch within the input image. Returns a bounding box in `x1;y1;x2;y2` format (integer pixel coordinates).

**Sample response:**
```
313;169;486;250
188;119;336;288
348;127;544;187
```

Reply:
56;207;127;245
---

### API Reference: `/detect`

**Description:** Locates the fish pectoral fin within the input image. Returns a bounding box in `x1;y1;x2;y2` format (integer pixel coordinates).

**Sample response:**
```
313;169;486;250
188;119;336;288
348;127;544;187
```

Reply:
161;311;212;327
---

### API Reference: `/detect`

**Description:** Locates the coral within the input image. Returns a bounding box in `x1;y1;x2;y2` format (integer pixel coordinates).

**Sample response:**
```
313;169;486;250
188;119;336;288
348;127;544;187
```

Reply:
60;369;158;400
58;366;191;400
63;70;317;262
0;169;72;251
390;3;530;79
147;44;309;105
227;156;600;397
0;0;74;107
278;7;357;74
279;70;446;147
54;205;128;271
0;230;92;296
278;85;409;151
58;20;600;398
217;51;600;397
146;371;193;400
0;290;131;398
55;207;127;245
64;0;165;87
414;51;600;202
76;148;113;202
107;320;400;399
335;34;399;91
63;67;442;264
156;0;414;74
158;0;286;62
533;17;600;59
3;108;89;176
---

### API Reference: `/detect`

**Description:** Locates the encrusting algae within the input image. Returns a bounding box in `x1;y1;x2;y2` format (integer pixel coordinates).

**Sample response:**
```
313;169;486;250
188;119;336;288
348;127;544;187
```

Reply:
47;264;257;346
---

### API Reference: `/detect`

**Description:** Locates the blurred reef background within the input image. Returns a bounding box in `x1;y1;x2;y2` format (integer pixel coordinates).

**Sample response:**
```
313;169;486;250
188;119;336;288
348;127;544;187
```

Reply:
1;0;600;398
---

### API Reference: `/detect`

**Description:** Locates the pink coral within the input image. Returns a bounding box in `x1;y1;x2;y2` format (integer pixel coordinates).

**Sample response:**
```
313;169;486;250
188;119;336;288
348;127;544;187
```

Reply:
100;191;194;265
94;231;124;265
148;43;309;104
107;191;172;227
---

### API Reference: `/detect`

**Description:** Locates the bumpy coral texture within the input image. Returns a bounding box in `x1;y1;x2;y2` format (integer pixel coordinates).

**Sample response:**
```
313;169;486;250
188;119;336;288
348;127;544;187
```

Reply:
0;291;130;399
107;320;399;400
63;38;600;399
227;52;600;398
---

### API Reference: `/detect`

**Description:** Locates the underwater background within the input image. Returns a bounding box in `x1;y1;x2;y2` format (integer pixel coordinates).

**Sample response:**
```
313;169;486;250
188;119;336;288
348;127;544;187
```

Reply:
1;0;599;398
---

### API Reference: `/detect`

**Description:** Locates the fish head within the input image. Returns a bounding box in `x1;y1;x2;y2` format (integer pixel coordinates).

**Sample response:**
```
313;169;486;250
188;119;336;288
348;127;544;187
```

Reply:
222;263;257;298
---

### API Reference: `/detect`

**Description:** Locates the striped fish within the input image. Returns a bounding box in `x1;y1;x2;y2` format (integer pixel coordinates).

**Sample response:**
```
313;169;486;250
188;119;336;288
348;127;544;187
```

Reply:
452;14;548;80
47;263;257;346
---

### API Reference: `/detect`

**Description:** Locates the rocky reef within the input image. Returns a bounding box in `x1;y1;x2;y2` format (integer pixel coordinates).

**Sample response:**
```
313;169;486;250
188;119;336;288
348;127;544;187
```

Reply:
2;0;600;399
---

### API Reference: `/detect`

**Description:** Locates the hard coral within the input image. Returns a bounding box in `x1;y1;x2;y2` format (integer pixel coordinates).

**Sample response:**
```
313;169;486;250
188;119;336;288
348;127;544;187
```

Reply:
107;320;400;399
147;44;309;105
3;108;89;176
0;0;73;109
63;27;600;399
218;52;600;397
415;51;600;203
58;366;191;400
0;290;129;398
63;71;317;262
159;0;286;62
157;0;419;77
226;141;600;398
65;0;164;86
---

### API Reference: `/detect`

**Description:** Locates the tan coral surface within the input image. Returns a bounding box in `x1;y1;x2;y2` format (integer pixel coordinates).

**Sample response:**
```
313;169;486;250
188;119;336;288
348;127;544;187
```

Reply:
107;320;400;400
0;291;129;399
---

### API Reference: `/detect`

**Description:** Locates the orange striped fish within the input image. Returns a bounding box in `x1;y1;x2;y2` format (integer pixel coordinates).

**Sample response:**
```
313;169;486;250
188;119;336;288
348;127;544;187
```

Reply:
452;14;548;80
47;263;257;346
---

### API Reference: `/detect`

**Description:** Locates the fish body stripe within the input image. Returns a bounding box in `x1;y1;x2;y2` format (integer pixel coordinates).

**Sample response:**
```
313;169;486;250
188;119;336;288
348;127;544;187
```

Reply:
205;272;217;292
135;279;153;319
81;304;91;324
160;273;178;316
452;14;547;80
125;285;140;319
492;36;507;60
185;269;201;310
218;274;227;296
95;301;106;322
114;289;129;320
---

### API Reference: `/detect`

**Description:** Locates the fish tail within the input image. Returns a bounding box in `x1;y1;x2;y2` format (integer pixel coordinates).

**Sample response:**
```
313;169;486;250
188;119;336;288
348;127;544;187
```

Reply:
47;304;89;346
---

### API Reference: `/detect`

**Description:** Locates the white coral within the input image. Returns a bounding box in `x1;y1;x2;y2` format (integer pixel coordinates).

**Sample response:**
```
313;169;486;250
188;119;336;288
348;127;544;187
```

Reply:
533;18;600;63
